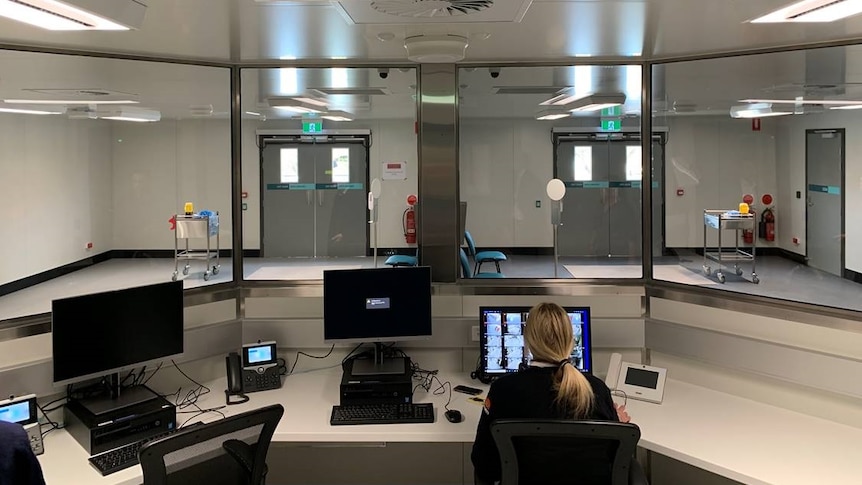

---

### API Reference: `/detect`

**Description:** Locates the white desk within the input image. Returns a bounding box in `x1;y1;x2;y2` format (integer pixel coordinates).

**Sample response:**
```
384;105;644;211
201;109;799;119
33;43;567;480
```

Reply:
38;372;862;485
625;379;862;485
37;368;485;485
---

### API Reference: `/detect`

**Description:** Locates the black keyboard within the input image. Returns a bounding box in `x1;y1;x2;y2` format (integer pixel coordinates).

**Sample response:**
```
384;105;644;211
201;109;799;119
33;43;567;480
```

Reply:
87;424;198;476
330;403;435;425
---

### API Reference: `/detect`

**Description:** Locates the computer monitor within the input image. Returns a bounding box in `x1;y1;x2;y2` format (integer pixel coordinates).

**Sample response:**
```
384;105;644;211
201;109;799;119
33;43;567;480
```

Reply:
479;305;591;381
52;281;184;410
323;266;432;375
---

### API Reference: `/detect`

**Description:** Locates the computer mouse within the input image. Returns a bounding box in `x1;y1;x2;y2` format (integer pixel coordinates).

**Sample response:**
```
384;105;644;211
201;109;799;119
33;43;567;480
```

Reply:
445;409;463;423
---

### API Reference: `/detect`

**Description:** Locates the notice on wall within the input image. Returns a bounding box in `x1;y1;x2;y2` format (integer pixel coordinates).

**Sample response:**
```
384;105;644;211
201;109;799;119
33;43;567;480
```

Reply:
382;161;407;180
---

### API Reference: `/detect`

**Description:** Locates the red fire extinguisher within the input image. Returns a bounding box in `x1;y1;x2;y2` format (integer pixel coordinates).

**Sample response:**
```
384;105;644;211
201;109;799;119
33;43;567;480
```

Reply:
743;209;755;245
761;207;775;242
403;195;417;244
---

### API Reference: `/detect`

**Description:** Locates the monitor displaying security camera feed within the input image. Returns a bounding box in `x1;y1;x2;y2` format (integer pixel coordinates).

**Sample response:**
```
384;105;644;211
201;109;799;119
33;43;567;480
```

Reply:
479;306;592;380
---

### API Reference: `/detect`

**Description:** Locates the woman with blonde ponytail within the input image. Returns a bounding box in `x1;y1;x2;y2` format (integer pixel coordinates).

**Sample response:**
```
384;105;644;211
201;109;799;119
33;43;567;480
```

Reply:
471;302;630;484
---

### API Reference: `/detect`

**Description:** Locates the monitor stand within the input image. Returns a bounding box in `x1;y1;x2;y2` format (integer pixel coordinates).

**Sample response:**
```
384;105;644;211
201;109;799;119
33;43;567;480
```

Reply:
78;375;159;416
351;343;407;376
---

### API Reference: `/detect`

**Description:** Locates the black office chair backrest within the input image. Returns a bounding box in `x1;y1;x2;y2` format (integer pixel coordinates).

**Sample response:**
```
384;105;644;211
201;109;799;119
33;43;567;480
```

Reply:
139;404;284;485
490;419;641;485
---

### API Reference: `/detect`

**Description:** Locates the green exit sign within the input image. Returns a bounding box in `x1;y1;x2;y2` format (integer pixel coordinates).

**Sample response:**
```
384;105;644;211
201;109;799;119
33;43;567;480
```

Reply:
601;106;622;117
601;118;622;132
302;120;323;133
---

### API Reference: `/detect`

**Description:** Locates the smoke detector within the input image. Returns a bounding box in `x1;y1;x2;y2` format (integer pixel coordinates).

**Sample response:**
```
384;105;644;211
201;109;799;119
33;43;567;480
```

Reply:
404;34;469;62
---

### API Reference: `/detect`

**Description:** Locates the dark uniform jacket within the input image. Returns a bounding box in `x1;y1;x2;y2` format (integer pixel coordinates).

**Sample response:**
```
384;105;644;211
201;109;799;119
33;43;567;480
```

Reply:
0;421;46;485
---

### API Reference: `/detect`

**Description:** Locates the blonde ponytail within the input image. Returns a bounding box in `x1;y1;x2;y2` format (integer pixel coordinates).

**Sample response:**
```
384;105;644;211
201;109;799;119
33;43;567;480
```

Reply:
525;302;595;418
555;362;594;418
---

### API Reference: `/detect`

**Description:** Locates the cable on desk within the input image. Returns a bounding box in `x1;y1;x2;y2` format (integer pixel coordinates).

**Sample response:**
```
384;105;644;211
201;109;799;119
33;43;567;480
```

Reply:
140;362;163;386
36;402;64;438
290;344;335;374
169;359;212;411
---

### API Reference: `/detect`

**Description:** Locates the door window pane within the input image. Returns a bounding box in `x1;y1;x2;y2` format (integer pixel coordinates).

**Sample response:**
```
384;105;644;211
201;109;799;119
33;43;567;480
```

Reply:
331;147;350;183
574;146;592;181
280;148;298;183
626;146;642;181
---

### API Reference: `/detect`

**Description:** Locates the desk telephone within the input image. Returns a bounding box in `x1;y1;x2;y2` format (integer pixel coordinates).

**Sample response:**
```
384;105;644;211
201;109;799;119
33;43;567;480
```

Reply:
0;394;43;455
225;341;283;405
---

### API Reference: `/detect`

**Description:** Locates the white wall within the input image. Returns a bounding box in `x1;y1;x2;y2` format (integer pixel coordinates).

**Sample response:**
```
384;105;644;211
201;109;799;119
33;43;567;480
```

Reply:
112;119;232;250
241;119;418;250
663;116;778;248
775;111;862;273
0;114;112;286
459;119;554;248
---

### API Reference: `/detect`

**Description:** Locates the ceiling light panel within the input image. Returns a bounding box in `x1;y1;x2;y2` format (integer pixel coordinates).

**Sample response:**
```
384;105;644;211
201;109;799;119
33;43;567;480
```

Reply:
0;0;146;30
750;0;862;23
4;98;139;105
333;0;532;24
730;103;793;118
97;106;160;122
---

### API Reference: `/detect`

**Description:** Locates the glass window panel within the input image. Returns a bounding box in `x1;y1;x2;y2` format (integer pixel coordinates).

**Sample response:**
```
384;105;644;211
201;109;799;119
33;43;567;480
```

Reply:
280;148;298;183
651;45;862;312
574;146;593;181
331;148;350;183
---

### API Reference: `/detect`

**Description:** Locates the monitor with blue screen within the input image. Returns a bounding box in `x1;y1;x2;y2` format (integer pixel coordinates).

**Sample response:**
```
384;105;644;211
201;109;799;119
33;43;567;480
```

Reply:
479;305;592;381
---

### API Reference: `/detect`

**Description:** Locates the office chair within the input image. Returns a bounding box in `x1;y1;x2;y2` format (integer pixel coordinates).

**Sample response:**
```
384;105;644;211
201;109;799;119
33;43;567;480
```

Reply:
464;231;507;275
489;419;647;485
460;248;505;278
139;404;284;485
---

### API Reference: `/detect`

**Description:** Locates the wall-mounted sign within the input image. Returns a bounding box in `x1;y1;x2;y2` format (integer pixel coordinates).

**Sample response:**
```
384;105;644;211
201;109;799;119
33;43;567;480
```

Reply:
601;106;622;117
382;161;407;180
302;120;323;134
601;118;622;132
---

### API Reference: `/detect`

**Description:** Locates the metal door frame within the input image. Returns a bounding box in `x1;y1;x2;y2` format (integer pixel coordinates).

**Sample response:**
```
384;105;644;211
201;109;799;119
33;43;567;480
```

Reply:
804;128;845;276
551;131;667;256
258;131;372;257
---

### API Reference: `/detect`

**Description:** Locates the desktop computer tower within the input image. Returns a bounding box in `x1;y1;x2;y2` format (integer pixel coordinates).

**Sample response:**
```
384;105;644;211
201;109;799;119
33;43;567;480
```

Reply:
64;386;177;455
340;358;414;405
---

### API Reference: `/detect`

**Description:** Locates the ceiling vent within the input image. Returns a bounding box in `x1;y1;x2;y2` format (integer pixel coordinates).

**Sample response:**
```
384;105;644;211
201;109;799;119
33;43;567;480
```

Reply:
371;0;493;17
404;34;469;62
332;0;531;24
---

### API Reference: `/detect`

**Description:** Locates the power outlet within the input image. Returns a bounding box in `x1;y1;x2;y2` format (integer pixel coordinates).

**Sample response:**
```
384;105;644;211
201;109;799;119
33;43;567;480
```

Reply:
471;325;480;342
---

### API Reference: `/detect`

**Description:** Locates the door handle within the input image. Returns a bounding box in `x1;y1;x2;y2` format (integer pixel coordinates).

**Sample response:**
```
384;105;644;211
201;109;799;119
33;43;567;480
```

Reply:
318;190;324;206
807;196;813;207
306;191;312;205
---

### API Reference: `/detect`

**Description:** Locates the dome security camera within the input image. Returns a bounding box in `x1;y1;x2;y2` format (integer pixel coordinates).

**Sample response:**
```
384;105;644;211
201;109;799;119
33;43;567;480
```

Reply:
489;67;501;79
378;68;390;79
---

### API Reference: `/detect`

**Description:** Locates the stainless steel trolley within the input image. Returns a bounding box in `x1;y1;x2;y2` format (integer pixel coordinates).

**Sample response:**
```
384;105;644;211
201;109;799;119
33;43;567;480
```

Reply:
172;212;220;281
702;209;759;284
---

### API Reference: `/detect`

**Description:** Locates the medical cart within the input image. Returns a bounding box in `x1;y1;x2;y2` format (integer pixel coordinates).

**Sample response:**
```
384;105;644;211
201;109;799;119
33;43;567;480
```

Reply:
702;209;759;284
172;212;220;281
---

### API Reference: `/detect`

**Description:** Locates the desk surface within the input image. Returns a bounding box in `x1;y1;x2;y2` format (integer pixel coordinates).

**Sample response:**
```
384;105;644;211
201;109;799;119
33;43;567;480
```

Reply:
38;371;862;485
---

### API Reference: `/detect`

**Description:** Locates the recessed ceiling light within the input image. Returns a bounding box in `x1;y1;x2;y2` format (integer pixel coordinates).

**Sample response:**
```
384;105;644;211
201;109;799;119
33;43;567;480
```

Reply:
751;0;862;23
0;106;64;115
829;104;862;110
740;98;862;106
4;98;139;105
0;0;145;30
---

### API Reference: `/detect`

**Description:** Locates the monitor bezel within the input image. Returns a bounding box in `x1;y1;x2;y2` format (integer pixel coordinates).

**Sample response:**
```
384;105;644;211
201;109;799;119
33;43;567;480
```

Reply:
50;281;185;387
322;266;433;344
478;305;592;381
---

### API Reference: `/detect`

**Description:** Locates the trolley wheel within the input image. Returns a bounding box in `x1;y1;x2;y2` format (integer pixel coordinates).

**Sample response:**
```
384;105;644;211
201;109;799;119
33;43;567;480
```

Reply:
171;272;178;282
182;265;190;276
717;273;726;284
212;265;220;275
703;265;711;275
203;271;211;281
735;267;743;276
752;275;760;284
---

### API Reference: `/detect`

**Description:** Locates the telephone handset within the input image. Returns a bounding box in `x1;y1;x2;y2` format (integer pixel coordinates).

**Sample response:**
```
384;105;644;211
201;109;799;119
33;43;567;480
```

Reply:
225;352;249;405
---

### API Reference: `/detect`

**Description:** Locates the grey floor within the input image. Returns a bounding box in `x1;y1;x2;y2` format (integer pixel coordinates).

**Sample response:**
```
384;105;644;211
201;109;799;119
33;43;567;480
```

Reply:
1;253;860;321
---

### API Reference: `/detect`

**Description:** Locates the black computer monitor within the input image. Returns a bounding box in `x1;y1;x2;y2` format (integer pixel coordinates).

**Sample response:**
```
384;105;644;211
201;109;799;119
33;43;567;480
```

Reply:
323;266;432;375
479;305;592;381
52;281;184;409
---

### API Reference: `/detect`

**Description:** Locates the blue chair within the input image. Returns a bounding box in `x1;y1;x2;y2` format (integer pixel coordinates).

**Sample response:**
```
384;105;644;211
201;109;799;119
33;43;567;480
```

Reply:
464;231;507;275
384;254;417;267
460;248;505;279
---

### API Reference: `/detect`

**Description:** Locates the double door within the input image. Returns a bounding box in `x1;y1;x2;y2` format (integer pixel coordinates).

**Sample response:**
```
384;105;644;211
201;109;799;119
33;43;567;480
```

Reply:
261;138;368;257
554;135;664;258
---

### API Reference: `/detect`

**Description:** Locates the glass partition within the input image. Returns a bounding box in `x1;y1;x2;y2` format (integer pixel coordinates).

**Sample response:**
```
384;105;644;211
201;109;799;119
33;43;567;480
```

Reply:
0;50;232;321
652;45;862;311
458;65;645;279
240;67;418;281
